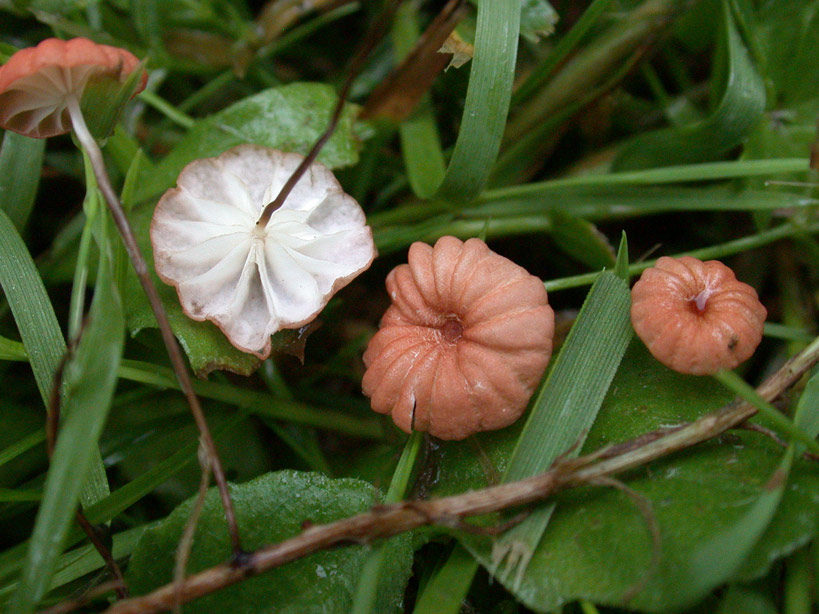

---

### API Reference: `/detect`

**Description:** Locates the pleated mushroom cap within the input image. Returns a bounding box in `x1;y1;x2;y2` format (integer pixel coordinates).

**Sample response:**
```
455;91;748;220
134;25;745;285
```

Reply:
362;236;555;440
630;256;767;375
151;144;376;360
0;37;146;138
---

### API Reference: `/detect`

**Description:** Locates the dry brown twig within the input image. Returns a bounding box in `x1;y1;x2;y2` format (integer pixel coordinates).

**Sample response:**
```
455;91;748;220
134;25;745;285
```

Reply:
82;338;819;614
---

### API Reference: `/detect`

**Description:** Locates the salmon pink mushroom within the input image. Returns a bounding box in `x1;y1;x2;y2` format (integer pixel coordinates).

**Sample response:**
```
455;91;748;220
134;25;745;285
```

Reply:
630;256;767;375
362;236;555;441
151;144;377;359
0;37;146;139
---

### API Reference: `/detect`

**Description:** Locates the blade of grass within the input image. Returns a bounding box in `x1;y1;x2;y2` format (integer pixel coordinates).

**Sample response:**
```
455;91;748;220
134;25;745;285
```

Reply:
412;545;478;614
0;338;382;439
488;271;632;586
0;430;45;470
713;370;819;455
0;131;45;232
612;2;766;170
512;0;617;106
9;245;124;614
351;431;423;614
436;0;520;201
0;208;66;406
544;220;819;291
393;1;445;198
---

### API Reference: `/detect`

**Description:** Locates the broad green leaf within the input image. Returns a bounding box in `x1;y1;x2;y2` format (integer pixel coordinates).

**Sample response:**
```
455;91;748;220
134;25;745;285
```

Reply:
0;131;44;232
128;471;414;614
9;249;124;614
436;0;520;201
613;2;766;170
435;341;819;613
134;83;361;203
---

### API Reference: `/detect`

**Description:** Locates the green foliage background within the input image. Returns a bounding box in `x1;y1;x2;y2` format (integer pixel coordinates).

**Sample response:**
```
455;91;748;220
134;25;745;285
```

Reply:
1;0;819;612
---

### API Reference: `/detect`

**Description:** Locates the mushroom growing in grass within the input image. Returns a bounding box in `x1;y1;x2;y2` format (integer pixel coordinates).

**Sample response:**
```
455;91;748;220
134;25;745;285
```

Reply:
362;236;555;441
0;38;244;552
150;144;377;359
630;256;767;375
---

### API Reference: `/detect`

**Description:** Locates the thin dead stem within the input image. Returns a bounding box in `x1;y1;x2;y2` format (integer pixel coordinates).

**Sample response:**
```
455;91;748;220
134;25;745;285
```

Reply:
93;337;819;614
66;96;242;556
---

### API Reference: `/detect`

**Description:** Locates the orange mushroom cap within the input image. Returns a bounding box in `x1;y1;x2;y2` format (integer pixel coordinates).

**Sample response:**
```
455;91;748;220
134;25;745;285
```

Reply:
630;256;767;375
0;37;147;138
362;236;555;441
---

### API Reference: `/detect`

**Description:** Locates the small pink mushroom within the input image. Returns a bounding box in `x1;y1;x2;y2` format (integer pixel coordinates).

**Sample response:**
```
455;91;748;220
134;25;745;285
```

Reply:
362;236;555;441
0;37;146;138
630;256;767;375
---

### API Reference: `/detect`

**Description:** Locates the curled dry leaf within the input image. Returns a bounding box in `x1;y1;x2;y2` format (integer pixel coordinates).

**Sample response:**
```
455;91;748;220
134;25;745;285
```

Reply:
630;256;767;375
0;37;146;138
151;144;376;360
362;236;555;440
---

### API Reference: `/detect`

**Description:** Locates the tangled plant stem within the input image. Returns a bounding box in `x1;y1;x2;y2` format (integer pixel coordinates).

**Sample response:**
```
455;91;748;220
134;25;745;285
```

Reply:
65;96;243;556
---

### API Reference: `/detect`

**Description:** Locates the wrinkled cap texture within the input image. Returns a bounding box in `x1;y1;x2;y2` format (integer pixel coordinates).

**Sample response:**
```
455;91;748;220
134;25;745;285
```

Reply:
630;256;767;375
362;236;555;441
151;144;376;360
0;37;146;138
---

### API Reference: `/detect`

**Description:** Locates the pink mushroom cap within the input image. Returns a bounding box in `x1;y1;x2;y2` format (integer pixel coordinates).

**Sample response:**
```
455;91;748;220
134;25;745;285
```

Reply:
362;236;555;441
0;37;147;138
630;256;767;375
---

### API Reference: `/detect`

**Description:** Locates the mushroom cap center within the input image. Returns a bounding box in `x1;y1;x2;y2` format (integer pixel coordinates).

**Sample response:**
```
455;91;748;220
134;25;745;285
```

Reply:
440;317;464;343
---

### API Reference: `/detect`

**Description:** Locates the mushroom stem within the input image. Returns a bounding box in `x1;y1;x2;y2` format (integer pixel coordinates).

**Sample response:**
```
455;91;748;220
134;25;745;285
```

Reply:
66;96;243;556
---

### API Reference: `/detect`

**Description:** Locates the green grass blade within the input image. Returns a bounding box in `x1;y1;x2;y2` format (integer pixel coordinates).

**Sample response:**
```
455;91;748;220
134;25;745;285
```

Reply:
0;208;66;406
351;431;423;614
0;131;44;232
614;232;630;280
412;545;479;614
513;0;615;106
0;338;381;439
9;249;124;614
436;0;520;201
545;220;819;292
393;2;445;199
490;271;632;584
613;2;766;170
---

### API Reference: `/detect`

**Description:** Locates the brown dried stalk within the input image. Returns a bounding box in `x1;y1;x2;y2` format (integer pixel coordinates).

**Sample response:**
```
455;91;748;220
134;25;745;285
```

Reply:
361;0;468;122
92;338;819;614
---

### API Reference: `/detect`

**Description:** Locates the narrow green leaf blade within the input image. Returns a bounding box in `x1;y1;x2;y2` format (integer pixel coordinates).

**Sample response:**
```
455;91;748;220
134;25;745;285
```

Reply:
0;131;45;232
613;2;766;170
476;271;632;585
0;208;66;405
9;252;124;614
436;0;520;201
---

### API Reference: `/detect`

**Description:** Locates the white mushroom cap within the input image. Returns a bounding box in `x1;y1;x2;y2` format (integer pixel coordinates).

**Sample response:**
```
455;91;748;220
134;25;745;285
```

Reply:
151;144;376;359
